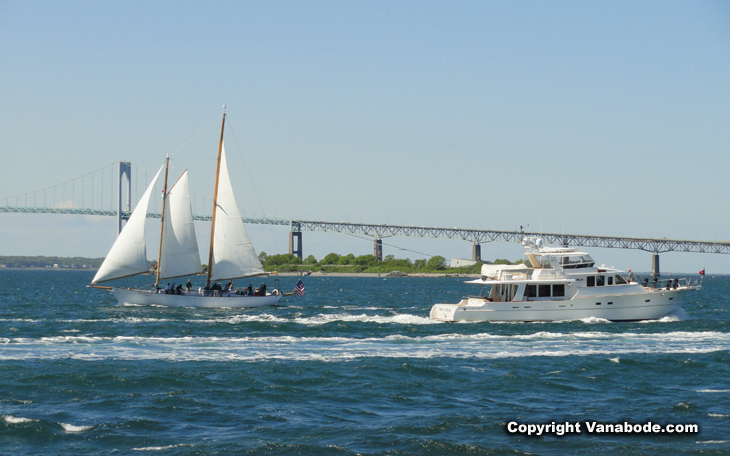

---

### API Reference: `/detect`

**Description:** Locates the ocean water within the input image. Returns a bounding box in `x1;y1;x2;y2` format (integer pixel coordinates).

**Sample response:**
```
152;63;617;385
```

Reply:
0;270;728;455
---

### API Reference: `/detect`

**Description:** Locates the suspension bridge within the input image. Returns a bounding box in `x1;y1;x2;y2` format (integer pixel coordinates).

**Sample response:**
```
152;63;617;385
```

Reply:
2;161;728;276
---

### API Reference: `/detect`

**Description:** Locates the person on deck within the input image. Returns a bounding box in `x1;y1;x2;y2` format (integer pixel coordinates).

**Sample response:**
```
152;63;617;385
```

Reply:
186;280;192;293
227;280;234;291
260;283;267;296
164;283;170;294
248;284;253;296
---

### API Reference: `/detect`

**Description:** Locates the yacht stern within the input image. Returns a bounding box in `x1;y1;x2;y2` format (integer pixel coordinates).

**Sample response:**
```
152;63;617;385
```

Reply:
430;303;460;321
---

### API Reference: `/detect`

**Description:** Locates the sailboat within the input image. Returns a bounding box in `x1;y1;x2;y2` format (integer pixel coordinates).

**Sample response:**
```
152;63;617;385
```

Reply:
90;111;284;308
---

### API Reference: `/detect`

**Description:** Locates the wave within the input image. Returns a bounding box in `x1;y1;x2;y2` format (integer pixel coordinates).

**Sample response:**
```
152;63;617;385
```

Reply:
60;423;93;432
2;415;92;433
292;313;438;325
0;310;690;328
3;415;37;424
1;331;728;362
133;444;194;451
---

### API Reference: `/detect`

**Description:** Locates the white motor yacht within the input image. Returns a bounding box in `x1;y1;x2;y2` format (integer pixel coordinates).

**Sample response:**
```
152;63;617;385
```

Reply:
430;237;701;322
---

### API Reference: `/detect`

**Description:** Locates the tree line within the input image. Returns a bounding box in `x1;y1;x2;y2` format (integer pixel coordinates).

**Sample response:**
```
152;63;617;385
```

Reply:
257;252;522;274
0;256;105;269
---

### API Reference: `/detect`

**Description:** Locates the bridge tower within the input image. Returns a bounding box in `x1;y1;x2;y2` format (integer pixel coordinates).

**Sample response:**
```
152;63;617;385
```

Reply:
374;238;383;261
651;254;660;278
472;243;481;262
117;161;132;234
289;231;303;259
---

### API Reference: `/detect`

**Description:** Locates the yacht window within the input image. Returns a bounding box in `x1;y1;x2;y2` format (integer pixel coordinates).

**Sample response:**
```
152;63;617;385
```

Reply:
525;285;537;298
587;276;595;287
615;275;627;285
538;284;551;297
553;284;565;297
596;276;605;286
608;276;613;286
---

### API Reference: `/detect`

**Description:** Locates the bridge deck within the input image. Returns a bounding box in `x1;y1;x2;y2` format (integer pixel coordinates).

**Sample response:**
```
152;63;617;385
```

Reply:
2;206;728;254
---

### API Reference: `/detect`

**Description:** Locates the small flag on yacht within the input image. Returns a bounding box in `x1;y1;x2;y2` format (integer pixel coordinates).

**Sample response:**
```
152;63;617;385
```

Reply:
294;280;306;297
699;269;705;276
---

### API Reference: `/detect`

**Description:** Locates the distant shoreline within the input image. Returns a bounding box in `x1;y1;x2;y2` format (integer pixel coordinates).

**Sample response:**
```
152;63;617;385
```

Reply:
274;272;481;278
0;269;712;277
0;268;478;278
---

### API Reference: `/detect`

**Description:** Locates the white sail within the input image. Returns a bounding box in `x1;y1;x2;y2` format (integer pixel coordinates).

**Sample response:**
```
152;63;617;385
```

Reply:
92;164;165;284
210;143;265;281
159;170;202;279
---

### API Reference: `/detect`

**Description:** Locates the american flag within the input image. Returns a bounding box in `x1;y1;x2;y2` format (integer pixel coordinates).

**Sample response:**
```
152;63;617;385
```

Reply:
294;279;306;297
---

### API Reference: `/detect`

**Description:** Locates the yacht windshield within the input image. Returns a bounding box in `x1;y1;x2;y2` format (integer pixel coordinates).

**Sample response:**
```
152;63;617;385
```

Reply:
560;255;595;269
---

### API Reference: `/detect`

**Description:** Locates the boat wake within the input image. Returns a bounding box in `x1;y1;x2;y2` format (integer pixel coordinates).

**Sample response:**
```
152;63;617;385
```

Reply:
1;331;727;362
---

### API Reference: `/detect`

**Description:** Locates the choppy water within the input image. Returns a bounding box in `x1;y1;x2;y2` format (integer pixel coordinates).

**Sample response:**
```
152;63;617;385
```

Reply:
1;270;728;455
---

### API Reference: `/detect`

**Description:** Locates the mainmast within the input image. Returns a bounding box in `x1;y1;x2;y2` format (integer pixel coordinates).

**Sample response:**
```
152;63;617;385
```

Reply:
154;156;170;287
206;108;226;288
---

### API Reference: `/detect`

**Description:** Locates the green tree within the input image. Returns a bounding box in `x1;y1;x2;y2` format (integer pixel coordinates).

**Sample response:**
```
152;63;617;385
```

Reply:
258;251;268;262
304;255;317;264
339;253;355;265
427;255;446;270
321;253;341;265
353;254;375;266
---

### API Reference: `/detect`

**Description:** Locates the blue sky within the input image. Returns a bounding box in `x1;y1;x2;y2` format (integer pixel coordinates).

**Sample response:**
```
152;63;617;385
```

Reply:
1;1;729;273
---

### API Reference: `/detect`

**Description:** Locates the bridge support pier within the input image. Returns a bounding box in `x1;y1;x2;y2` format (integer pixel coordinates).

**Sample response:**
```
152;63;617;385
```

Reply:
117;161;132;234
374;239;383;261
472;243;481;262
651;254;660;278
289;231;302;259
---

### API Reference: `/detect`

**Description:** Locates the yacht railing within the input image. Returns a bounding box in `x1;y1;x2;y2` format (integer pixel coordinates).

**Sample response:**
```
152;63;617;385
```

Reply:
634;276;702;290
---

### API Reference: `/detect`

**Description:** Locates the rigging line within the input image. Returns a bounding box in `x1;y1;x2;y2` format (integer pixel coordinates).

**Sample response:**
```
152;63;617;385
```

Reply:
171;115;221;157
225;117;281;253
342;232;435;258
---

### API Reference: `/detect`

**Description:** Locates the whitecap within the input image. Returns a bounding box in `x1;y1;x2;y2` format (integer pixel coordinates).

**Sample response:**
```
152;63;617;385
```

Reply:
133;444;193;451
3;415;37;424
609;357;620;363
697;440;729;444
60;423;92;432
696;389;730;393
292;313;439;326
708;413;729;418
639;313;683;323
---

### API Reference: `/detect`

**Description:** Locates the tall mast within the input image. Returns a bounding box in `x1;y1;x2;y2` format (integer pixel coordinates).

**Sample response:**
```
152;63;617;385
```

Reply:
155;156;170;287
206;109;226;287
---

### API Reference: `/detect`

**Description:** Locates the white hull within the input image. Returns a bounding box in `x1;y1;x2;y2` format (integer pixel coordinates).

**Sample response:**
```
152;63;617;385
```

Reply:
430;286;697;322
112;287;283;308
